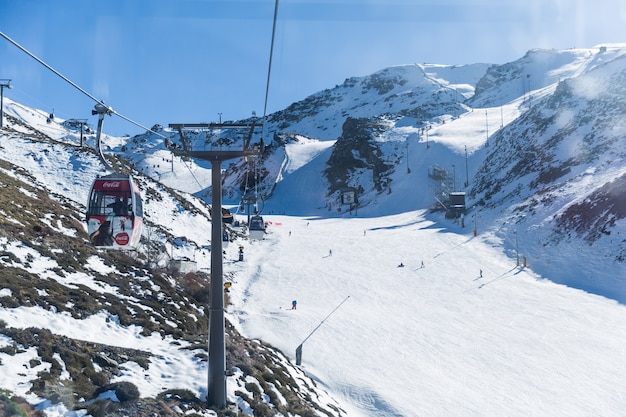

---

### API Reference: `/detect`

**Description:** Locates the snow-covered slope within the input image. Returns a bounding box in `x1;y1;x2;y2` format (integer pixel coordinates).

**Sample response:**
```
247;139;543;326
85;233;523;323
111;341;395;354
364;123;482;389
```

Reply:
470;47;626;301
0;44;626;416
228;210;626;417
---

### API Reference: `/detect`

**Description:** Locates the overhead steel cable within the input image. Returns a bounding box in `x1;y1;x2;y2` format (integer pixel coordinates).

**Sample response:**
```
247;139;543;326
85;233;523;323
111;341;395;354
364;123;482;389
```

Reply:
179;156;205;191
0;31;167;139
260;0;279;141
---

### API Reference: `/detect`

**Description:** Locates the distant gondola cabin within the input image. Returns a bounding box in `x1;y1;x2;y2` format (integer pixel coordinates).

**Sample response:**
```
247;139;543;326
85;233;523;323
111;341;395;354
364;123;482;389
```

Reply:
249;215;265;240
446;192;466;219
222;207;234;224
86;174;143;249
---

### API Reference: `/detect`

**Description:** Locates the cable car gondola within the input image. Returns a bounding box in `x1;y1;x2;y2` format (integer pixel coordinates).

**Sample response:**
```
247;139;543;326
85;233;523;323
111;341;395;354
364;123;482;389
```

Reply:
86;174;143;249
222;207;234;224
222;229;230;248
249;215;265;240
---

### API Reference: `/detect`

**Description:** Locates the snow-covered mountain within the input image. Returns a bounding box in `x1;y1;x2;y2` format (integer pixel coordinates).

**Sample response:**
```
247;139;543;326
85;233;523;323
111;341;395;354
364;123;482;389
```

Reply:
0;44;625;416
128;44;626;301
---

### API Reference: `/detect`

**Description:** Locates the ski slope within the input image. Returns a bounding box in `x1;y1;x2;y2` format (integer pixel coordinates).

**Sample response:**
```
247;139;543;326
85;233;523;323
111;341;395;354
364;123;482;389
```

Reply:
226;211;626;416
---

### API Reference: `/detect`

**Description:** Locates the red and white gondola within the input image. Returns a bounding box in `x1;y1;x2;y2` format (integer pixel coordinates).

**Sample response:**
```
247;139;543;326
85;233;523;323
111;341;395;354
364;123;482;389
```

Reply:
86;174;143;249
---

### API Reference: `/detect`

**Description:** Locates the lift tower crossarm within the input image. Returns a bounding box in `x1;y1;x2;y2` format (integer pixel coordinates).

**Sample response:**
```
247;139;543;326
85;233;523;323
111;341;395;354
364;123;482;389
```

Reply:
170;149;259;160
168;122;262;129
168;122;262;153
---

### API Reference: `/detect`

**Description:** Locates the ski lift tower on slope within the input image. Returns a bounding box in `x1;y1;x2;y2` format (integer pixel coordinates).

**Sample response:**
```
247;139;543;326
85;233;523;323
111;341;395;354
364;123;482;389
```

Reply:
167;121;261;408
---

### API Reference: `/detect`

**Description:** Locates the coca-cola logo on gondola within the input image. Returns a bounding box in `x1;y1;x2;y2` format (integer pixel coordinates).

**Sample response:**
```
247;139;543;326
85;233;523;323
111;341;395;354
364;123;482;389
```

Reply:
102;181;121;188
114;233;130;246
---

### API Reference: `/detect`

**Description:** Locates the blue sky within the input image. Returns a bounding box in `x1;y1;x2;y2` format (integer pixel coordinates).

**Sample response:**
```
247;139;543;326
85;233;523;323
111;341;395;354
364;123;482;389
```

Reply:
1;0;624;136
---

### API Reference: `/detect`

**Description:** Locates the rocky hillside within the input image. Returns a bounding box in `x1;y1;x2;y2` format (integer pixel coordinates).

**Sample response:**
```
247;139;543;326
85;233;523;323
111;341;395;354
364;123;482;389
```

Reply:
0;131;345;416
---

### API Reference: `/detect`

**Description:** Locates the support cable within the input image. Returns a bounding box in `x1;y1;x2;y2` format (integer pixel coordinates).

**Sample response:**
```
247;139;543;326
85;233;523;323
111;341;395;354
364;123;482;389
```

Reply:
261;0;280;141
179;156;205;190
295;296;350;365
299;296;350;346
0;31;167;139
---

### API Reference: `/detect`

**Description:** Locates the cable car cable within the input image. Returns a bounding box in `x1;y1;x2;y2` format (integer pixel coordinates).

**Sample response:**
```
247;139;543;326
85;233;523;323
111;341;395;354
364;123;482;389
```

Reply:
179;156;205;190
260;0;279;143
242;1;279;216
0;31;167;140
